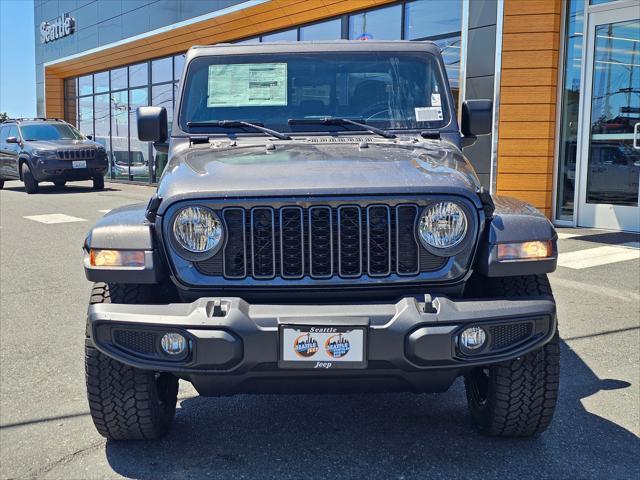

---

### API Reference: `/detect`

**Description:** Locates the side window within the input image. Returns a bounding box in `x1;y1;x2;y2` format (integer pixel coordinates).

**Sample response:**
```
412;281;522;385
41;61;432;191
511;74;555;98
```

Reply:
8;126;19;140
0;126;9;143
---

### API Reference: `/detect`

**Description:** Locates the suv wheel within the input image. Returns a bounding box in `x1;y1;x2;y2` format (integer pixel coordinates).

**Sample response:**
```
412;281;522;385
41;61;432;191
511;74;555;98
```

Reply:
92;175;104;190
85;283;179;440
0;179;4;189
464;275;560;437
54;180;66;188
21;163;39;194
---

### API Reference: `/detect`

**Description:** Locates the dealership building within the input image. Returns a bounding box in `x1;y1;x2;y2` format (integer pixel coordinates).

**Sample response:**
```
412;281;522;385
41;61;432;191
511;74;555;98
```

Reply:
34;0;639;231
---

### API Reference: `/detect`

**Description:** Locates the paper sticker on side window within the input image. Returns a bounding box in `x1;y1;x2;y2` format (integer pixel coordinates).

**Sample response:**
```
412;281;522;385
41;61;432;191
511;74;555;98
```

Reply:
415;106;443;122
208;63;288;107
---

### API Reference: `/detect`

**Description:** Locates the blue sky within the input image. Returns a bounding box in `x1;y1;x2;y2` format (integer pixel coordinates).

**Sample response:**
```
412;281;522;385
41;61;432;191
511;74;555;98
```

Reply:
1;0;36;118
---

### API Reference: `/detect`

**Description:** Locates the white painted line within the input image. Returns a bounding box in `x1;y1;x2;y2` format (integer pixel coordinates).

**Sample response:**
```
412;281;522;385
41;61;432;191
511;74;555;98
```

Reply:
98;209;111;213
557;232;581;240
557;245;640;269
24;214;87;224
551;277;640;302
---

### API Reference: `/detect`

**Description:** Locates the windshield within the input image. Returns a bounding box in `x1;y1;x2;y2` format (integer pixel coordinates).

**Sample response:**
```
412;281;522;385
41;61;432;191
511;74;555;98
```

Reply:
179;52;450;134
20;124;84;141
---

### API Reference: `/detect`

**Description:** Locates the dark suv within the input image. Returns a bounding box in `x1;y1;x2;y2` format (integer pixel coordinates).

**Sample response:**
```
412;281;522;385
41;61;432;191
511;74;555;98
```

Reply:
0;118;107;193
83;41;559;440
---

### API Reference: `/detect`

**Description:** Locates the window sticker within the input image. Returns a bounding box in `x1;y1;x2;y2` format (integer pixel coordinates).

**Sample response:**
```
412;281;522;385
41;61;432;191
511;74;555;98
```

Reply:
208;63;288;107
431;93;441;107
415;106;443;122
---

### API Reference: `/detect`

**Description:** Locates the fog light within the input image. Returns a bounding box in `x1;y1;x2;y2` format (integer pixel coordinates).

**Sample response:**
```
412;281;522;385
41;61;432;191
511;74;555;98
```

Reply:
161;333;187;355
460;327;486;351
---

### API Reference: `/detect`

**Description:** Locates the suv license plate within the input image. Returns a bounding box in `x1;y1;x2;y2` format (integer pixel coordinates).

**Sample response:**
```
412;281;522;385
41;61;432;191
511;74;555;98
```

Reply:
279;325;366;369
72;160;87;169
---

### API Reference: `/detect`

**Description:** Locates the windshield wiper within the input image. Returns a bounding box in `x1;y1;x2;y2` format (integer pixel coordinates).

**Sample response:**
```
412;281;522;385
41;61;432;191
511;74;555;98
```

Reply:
288;117;396;139
186;120;291;140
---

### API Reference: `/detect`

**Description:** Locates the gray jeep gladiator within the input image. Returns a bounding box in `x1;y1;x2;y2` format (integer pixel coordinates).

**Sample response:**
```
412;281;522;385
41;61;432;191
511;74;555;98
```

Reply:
83;41;559;440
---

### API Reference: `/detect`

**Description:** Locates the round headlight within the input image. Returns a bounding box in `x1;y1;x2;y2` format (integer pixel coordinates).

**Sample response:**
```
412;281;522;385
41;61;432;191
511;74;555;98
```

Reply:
418;202;468;250
172;206;223;255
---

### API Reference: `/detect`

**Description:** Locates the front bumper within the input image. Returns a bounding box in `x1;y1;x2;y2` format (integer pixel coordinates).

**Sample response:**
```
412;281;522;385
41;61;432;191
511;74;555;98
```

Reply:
87;295;556;395
32;157;108;182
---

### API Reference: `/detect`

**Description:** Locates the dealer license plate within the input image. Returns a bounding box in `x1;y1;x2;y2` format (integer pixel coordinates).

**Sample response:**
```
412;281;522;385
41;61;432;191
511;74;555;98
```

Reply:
279;325;366;369
72;160;87;169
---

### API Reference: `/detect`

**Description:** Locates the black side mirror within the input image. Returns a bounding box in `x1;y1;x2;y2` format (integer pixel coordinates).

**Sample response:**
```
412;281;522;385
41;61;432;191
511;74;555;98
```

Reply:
86;134;93;140
137;106;168;143
6;136;19;144
461;100;492;147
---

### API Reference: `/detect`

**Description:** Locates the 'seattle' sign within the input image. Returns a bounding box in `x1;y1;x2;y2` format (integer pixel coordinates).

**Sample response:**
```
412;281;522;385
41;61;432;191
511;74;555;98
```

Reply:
40;13;75;44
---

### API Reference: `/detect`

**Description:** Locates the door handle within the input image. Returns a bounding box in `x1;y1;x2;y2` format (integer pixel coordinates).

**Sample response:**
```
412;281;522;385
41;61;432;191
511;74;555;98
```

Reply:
634;122;640;150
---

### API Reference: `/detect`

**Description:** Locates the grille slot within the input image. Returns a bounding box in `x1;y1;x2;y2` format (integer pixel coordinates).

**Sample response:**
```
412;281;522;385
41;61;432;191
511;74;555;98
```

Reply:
58;149;95;160
114;330;156;355
490;322;533;350
197;203;448;280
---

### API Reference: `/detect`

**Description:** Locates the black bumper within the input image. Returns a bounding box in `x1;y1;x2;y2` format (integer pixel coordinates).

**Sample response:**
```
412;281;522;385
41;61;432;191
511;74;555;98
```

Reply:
32;158;108;182
87;295;556;395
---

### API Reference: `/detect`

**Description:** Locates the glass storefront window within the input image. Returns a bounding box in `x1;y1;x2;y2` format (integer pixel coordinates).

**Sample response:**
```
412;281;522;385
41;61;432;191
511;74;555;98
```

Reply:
556;0;584;220
299;19;342;41
129;63;148;88
94;71;109;94
349;4;402;40
405;0;462;40
78;96;93;137
110;91;129;180
78;75;93;96
174;54;186;81
129;88;150;182
94;94;111;172
152;57;173;84
262;29;297;42
111;67;127;91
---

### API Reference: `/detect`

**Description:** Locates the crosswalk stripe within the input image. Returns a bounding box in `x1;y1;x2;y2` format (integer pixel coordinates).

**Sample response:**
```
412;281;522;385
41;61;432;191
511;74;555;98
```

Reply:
98;209;111;213
557;245;640;269
24;214;87;224
557;232;581;240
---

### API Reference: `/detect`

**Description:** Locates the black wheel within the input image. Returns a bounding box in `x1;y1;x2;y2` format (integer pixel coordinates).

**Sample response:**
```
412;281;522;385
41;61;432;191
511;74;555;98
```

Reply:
92;175;104;190
85;283;179;441
0;179;4;189
464;275;560;437
54;180;66;188
21;163;39;194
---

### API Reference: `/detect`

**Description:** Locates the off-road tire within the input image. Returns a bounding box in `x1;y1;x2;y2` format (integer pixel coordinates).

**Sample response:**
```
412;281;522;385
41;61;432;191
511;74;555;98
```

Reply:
464;275;560;437
21;163;39;194
54;180;66;188
85;283;179;440
93;175;104;190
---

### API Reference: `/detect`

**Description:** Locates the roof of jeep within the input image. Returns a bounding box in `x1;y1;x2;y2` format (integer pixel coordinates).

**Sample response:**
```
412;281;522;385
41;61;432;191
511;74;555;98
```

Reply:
185;40;440;61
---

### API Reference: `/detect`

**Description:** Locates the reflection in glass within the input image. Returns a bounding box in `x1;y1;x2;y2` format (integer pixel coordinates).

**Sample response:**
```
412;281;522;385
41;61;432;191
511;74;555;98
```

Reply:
94;94;111;174
152;57;173;84
405;0;462;40
78;96;94;137
111;67;127;91
129;88;150;182
262;29;297;42
110;91;129;180
129;63;148;88
434;36;462;108
586;19;640;206
94;71;109;94
349;4;402;40
78;75;93;96
556;0;583;220
151;83;174;181
299;19;342;41
174;54;186;81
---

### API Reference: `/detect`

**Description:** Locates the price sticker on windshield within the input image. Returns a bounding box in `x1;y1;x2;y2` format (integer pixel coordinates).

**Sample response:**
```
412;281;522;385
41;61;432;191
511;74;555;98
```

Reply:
415;106;443;122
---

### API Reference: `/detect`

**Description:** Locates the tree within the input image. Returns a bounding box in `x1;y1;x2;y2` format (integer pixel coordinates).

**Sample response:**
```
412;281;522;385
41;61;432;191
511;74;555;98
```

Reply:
0;112;8;122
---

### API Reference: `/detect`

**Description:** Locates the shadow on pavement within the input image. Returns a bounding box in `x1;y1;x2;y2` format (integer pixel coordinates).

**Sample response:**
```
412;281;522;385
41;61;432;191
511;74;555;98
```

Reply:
3;184;120;194
105;341;639;479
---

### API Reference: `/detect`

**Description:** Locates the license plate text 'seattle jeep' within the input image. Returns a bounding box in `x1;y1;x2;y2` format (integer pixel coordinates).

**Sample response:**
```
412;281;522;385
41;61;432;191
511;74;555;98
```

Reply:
82;41;560;441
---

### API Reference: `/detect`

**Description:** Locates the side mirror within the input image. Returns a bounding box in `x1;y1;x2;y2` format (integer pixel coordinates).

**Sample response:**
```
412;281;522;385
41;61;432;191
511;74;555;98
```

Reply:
137;106;168;143
86;134;93;140
6;136;19;144
461;100;492;147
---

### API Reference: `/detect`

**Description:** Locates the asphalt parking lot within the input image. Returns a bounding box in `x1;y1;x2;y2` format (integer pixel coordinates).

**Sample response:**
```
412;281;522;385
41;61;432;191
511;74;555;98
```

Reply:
0;180;639;480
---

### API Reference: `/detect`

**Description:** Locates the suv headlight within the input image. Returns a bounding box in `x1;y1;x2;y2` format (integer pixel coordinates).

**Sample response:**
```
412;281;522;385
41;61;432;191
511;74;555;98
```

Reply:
33;149;58;159
418;201;468;253
171;206;224;258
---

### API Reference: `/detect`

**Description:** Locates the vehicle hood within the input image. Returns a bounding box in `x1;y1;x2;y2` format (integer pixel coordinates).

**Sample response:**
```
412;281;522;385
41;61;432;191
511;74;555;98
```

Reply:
26;139;99;150
157;138;482;211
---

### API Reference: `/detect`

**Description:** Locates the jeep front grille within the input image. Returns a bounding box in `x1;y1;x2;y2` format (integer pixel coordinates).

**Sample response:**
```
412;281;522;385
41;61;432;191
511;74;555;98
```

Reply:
196;204;447;280
57;149;95;160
